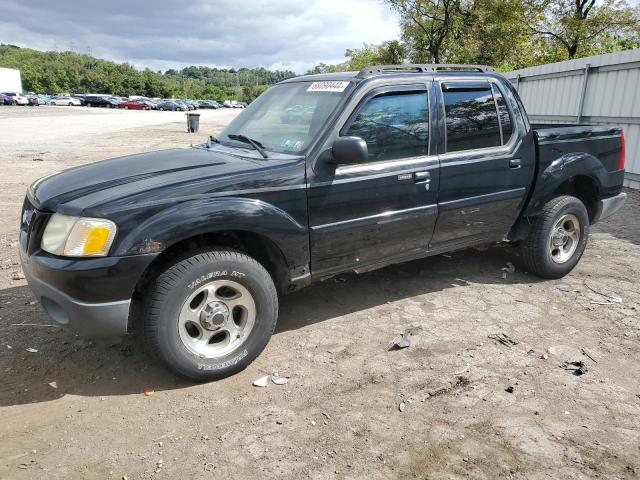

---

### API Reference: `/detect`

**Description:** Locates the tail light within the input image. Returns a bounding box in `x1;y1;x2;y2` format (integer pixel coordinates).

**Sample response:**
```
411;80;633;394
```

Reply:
619;131;626;170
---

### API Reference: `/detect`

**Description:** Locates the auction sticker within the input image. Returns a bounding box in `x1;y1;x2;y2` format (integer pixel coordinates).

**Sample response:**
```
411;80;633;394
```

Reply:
307;81;350;93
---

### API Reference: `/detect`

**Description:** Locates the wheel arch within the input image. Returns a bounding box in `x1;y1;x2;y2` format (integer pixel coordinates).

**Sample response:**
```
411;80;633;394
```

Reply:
128;229;291;332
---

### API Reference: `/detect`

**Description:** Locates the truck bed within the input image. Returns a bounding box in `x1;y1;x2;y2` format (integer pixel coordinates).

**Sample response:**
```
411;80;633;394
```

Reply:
532;123;623;175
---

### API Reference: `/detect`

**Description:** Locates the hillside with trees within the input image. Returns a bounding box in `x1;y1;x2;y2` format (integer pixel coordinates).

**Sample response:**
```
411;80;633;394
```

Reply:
0;44;294;102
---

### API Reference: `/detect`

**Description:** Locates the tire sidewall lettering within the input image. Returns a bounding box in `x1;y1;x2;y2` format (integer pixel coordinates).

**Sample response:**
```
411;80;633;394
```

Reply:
187;270;247;290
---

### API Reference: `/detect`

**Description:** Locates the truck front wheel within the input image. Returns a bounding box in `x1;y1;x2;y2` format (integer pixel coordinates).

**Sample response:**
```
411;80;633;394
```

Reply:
520;195;589;279
143;249;278;380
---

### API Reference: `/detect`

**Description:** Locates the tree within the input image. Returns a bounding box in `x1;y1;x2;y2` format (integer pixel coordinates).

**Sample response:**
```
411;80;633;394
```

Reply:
525;0;640;59
385;0;464;63
376;40;409;64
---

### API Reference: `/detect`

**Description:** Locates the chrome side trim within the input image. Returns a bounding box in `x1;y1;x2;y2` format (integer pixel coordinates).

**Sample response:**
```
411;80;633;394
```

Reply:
311;204;437;231
438;187;527;210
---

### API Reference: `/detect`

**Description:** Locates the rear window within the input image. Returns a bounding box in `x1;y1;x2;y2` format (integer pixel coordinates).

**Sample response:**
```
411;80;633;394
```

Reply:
442;83;501;152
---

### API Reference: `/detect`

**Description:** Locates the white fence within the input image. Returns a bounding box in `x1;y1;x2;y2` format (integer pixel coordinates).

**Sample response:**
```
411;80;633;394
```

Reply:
505;49;640;189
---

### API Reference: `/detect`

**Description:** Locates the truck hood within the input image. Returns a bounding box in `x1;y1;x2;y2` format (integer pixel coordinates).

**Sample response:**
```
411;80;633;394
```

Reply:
29;146;304;215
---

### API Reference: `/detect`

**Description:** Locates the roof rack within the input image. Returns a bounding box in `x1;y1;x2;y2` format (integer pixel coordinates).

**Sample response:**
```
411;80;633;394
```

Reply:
357;64;496;78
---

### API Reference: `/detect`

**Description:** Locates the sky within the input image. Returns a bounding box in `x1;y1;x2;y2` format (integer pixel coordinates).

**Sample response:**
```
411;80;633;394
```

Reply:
0;0;400;73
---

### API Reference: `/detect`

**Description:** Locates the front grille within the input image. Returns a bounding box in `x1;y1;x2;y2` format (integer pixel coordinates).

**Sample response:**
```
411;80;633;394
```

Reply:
20;197;50;255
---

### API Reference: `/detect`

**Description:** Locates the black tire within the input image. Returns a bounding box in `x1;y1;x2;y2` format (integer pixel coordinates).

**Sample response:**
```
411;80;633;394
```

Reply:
144;249;278;380
520;195;589;279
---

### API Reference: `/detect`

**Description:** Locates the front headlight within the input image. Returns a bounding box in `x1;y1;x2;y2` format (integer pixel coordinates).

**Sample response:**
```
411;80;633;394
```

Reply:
41;213;117;257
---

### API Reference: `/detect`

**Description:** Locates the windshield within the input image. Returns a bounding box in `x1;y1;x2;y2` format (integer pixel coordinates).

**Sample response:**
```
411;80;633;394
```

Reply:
218;81;350;154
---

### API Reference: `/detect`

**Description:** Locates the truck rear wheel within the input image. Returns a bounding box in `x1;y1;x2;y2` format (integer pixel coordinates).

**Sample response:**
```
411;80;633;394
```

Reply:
143;249;278;380
520;195;589;279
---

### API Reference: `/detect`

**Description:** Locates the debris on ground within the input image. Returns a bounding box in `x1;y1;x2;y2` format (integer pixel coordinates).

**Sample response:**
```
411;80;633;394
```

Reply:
389;326;422;350
505;385;515;393
399;402;406;412
327;345;346;354
11;272;25;281
584;281;623;305
581;348;597;363
143;388;155;396
271;373;289;385
590;298;622;305
488;332;518;347
501;262;516;278
252;375;269;387
25;347;38;353
453;363;470;375
526;348;536;356
560;361;588;376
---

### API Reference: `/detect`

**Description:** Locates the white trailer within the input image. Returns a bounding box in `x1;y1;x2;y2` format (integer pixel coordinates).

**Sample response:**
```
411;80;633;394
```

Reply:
0;67;22;93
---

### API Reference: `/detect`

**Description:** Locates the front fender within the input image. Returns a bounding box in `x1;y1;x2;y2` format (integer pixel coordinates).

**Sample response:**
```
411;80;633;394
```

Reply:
524;151;606;216
113;197;309;267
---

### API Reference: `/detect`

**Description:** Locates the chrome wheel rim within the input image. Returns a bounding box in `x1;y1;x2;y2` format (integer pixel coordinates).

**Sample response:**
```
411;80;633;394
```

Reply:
549;213;581;264
178;280;256;358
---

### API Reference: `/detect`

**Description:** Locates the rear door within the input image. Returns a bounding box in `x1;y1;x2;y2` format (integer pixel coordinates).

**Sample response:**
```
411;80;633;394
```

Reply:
308;83;439;277
431;79;535;250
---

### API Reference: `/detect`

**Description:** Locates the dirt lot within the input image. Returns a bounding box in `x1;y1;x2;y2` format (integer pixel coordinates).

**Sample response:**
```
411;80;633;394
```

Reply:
1;105;639;480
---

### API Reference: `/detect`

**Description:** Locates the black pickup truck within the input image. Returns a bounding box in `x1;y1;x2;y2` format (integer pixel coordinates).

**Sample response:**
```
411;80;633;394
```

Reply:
19;64;626;379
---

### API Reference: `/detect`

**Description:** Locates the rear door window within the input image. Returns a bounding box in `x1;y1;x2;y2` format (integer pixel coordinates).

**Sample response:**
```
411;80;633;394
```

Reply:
344;91;429;162
442;83;501;153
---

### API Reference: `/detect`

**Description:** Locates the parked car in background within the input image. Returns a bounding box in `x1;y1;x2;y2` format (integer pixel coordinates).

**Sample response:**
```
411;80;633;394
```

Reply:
157;100;187;111
84;95;120;108
118;100;151;110
29;94;51;105
2;92;29;105
140;100;158;109
49;96;82;106
71;94;86;105
107;96;122;107
176;100;195;111
2;93;15;105
196;100;219;109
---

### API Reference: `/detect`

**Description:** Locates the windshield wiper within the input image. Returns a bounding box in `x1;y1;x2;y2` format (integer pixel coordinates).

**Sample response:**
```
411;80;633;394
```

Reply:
227;134;269;159
206;135;219;148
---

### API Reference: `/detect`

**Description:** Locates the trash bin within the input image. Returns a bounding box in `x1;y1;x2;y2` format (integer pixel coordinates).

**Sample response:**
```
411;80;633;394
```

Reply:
186;113;200;133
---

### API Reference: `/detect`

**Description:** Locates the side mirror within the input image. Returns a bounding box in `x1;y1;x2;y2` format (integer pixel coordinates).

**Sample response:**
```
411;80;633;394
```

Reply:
332;136;368;164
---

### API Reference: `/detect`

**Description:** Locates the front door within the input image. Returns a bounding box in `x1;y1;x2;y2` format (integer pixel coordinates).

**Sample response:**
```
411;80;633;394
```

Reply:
307;83;439;278
430;79;535;250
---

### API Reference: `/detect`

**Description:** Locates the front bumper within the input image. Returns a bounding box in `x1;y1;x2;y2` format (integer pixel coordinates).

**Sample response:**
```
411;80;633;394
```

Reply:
20;240;158;338
592;192;627;223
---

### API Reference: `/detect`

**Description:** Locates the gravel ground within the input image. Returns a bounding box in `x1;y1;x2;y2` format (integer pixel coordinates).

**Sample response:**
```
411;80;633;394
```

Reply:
0;106;639;479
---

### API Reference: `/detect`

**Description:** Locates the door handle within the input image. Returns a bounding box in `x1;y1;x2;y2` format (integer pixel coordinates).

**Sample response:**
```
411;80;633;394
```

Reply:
413;171;431;182
509;159;522;169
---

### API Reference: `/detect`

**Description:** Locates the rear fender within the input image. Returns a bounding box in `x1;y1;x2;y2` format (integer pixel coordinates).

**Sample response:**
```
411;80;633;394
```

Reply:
523;152;604;217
